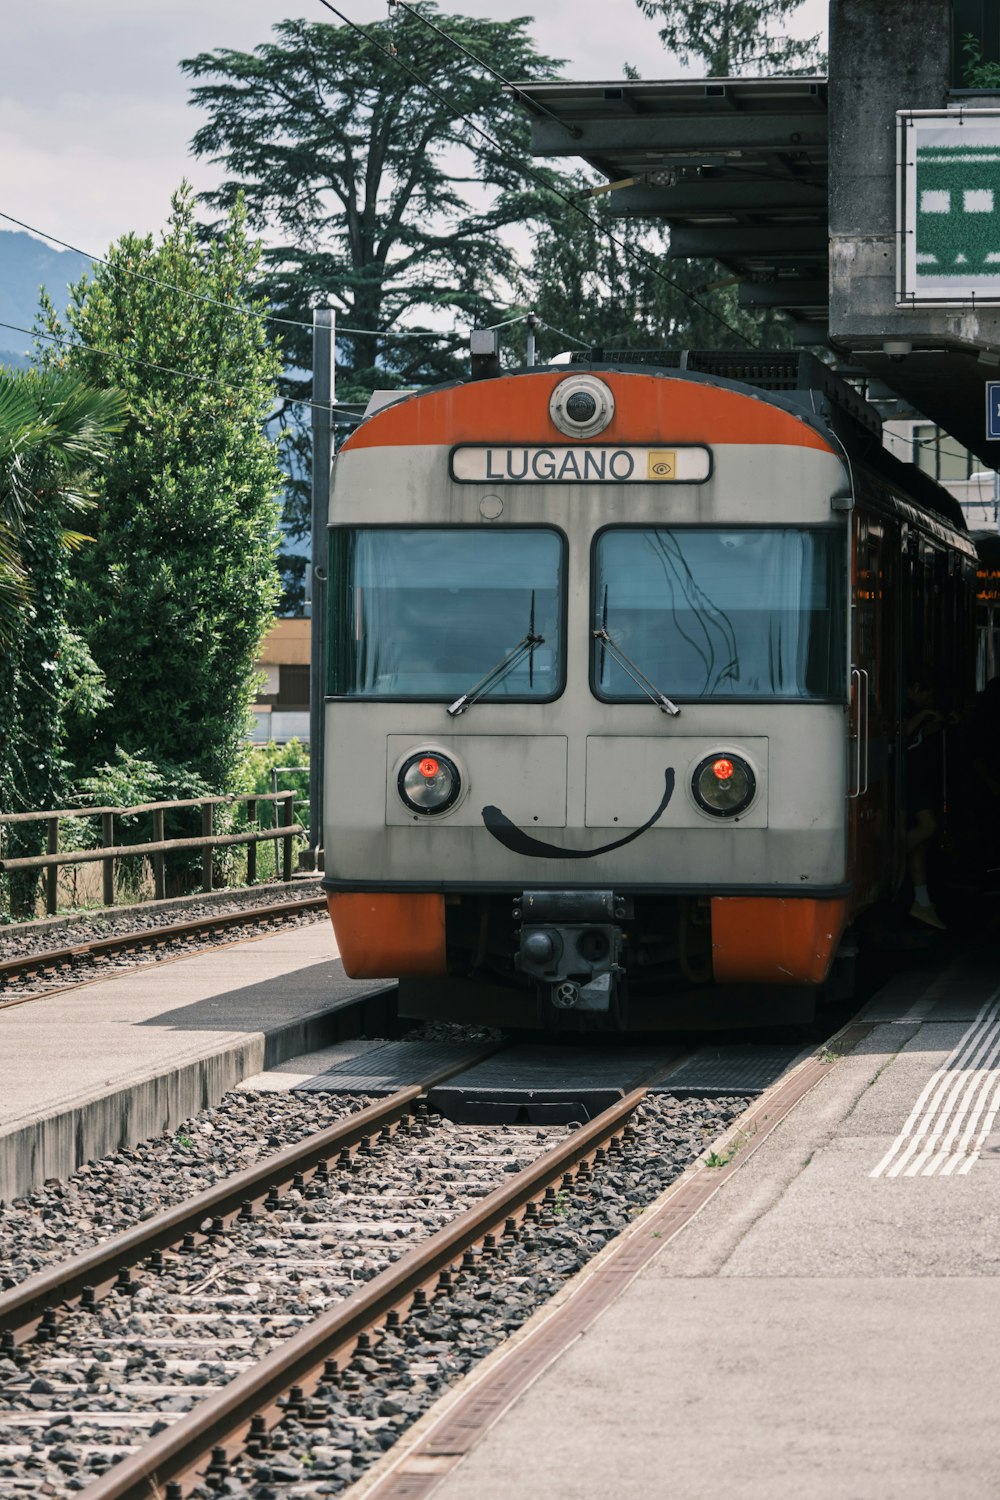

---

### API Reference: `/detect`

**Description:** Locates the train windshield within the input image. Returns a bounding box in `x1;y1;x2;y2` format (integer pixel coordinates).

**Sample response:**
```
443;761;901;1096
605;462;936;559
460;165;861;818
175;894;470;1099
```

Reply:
330;527;564;700
593;528;845;701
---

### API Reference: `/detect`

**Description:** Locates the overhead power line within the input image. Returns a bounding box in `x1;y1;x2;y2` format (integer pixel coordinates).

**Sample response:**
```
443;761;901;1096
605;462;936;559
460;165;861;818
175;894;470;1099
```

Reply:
0;318;333;417
313;0;758;351
388;0;580;138
0;211;630;366
0;313;590;423
0;210;461;346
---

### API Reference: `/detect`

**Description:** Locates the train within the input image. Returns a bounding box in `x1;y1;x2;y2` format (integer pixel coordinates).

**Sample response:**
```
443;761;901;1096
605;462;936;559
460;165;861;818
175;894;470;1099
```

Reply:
320;350;979;1030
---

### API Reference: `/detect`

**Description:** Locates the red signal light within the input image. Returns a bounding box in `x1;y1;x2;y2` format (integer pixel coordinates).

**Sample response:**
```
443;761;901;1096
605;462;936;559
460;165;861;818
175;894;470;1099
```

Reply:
418;757;440;778
712;758;734;781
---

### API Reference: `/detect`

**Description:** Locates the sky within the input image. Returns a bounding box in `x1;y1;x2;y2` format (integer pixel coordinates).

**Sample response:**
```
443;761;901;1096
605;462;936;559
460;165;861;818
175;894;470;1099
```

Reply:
2;0;828;257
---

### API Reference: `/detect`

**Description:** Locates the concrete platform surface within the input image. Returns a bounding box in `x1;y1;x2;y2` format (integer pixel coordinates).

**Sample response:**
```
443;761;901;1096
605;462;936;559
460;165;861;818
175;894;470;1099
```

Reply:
0;921;389;1201
428;952;1000;1500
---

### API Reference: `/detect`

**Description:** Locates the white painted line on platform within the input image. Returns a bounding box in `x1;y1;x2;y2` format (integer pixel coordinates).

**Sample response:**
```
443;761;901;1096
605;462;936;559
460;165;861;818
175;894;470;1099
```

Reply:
892;994;939;1025
871;991;1000;1178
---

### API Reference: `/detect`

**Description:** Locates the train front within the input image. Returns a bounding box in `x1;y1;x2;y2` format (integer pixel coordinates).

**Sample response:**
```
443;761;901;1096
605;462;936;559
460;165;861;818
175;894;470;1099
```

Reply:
322;366;851;1028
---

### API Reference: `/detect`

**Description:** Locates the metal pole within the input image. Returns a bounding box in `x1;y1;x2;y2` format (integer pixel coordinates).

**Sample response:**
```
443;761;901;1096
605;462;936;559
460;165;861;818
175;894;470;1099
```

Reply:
525;312;536;368
308;309;335;871
101;812;115;907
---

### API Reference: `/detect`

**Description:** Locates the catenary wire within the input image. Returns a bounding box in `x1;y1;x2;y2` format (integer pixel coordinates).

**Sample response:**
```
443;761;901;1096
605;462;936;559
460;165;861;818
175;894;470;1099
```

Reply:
9;315;985;458
6;315;983;463
313;0;760;351
482;312;591;348
1;209;588;360
389;0;580;138
0;210;460;345
0;209;645;364
0;318;343;417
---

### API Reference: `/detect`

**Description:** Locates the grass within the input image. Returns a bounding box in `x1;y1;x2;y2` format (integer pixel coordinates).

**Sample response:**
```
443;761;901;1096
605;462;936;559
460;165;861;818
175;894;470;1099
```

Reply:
705;1127;752;1169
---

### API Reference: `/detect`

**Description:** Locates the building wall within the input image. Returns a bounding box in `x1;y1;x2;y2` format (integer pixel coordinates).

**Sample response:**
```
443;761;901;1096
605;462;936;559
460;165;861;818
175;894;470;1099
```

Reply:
829;0;1000;353
883;417;999;528
252;617;311;744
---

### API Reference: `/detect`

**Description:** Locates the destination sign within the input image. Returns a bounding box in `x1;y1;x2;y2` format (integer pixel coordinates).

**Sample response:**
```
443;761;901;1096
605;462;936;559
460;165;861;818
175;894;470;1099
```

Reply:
449;444;712;485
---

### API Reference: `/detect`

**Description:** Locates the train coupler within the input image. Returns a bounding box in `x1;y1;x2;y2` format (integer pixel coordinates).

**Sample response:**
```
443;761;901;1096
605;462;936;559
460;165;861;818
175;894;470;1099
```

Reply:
513;889;630;1013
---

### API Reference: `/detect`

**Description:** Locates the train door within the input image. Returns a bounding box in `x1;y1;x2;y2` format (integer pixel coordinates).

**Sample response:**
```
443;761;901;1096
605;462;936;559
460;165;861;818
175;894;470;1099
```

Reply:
850;510;901;906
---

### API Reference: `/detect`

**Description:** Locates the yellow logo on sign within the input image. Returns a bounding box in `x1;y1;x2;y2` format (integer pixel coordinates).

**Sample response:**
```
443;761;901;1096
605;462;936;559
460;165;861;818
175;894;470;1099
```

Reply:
647;450;676;480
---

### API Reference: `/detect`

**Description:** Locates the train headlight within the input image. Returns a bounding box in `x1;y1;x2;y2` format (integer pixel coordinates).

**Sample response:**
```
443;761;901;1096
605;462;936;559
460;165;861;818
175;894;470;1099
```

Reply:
398;752;462;815
691;753;756;818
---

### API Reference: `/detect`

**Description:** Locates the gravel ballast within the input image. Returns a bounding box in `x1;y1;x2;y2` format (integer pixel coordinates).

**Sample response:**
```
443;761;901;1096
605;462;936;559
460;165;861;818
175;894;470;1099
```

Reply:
0;883;327;1004
0;1083;750;1497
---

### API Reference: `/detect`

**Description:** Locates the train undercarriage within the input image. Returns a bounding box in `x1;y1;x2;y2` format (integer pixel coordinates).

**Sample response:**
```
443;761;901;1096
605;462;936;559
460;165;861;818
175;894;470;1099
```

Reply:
386;888;857;1033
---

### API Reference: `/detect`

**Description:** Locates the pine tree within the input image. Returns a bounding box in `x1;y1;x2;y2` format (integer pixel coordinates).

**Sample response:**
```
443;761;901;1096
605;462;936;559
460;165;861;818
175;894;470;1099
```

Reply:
182;8;564;402
635;0;825;75
182;7;564;608
524;185;784;359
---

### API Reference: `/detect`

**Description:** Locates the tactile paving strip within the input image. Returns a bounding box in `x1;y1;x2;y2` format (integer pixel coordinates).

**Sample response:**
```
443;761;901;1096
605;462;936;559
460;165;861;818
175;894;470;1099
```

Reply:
649;1044;802;1097
293;1040;489;1094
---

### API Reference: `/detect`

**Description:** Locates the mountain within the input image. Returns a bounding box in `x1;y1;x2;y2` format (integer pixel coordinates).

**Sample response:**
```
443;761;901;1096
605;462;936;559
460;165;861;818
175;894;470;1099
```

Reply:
0;229;90;370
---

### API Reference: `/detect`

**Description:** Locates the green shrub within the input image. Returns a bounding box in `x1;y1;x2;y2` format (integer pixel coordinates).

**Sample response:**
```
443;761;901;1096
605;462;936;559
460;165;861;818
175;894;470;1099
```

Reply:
229;739;309;882
72;748;213;900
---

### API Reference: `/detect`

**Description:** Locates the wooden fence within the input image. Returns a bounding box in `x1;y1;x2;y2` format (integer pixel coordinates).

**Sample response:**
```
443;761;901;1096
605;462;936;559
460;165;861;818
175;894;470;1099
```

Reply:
0;793;303;915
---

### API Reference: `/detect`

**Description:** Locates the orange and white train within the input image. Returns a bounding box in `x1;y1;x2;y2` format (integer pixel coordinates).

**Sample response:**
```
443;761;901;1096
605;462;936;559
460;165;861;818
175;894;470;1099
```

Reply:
321;352;976;1029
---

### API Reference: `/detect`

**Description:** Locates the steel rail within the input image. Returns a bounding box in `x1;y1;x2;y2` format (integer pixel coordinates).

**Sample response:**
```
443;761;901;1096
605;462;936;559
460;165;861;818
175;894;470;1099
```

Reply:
0;895;326;985
0;1045;497;1345
362;1024;878;1500
80;1086;648;1500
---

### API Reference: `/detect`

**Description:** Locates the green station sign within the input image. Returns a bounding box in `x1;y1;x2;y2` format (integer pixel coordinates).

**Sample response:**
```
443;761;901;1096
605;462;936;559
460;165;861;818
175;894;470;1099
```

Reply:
900;112;1000;304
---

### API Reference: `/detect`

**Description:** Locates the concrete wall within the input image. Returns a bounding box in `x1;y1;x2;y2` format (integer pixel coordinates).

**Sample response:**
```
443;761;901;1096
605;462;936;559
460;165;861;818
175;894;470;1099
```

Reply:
259;616;310;667
829;0;1000;353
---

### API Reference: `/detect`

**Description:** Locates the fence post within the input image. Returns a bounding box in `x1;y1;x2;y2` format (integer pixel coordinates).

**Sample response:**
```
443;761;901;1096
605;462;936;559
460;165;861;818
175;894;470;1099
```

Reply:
101;813;114;907
282;793;294;883
46;817;59;916
202;803;214;893
153;809;165;901
247;799;258;885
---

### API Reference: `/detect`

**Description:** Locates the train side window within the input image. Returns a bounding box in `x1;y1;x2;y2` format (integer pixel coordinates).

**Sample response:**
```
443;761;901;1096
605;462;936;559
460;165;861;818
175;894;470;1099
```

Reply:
328;527;565;702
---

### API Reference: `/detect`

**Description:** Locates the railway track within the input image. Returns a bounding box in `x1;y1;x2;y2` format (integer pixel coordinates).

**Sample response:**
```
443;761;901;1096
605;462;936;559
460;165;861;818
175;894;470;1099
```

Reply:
0;892;327;1007
0;1057;736;1499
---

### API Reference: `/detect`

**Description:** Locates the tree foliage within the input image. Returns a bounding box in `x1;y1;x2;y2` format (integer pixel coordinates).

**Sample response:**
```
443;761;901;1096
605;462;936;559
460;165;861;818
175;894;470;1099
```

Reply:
634;0;825;75
38;186;284;792
0;371;122;648
182;9;563;401
524;190;785;359
183;8;564;610
0;369;123;914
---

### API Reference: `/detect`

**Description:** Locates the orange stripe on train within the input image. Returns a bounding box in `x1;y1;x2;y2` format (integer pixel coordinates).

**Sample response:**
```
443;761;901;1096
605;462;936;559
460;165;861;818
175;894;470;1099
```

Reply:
711;896;849;986
327;892;446;979
342;371;836;454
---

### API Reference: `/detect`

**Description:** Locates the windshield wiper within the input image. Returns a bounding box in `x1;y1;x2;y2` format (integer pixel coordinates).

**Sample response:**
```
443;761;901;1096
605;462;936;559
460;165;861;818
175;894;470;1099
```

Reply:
448;591;544;717
593;628;681;716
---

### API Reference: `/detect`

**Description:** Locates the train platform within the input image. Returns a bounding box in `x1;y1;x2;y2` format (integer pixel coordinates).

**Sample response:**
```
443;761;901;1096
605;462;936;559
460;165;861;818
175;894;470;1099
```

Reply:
362;948;1000;1500
0;918;390;1202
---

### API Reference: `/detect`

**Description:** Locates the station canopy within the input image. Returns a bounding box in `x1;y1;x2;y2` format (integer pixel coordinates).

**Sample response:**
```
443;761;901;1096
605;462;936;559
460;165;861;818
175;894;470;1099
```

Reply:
514;77;1000;475
515;78;829;330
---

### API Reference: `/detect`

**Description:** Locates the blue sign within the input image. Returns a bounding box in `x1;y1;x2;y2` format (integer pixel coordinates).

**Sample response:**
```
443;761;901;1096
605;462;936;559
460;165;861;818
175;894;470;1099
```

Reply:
988;382;1000;441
